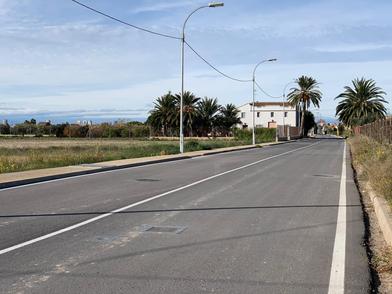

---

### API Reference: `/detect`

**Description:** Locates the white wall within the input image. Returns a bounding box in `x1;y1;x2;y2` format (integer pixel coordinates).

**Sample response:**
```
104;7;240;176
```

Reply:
238;103;297;128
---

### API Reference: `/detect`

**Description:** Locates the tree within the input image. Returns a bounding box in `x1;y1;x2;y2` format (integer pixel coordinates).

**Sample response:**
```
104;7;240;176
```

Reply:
196;97;220;136
335;78;388;126
216;103;241;136
55;124;67;137
0;121;10;135
303;111;316;137
287;75;322;136
13;124;28;136
147;92;176;136
174;91;200;137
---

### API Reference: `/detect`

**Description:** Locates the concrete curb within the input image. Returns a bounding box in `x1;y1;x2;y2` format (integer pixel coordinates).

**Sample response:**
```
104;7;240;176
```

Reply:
366;182;392;247
0;141;294;189
0;155;192;190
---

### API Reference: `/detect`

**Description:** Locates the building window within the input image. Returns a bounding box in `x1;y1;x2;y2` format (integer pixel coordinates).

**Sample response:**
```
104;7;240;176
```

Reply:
270;112;274;118
257;112;260;118
241;112;245;118
284;112;288;118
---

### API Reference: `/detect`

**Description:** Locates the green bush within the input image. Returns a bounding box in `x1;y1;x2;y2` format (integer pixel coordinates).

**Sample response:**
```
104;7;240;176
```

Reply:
233;128;275;143
185;140;201;150
131;125;150;138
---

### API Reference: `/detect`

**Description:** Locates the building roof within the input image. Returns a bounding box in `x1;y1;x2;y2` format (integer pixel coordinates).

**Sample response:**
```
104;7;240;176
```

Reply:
251;102;292;107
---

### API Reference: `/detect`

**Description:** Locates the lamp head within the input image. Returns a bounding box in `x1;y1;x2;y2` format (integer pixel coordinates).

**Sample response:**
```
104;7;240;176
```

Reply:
268;58;277;62
208;2;224;7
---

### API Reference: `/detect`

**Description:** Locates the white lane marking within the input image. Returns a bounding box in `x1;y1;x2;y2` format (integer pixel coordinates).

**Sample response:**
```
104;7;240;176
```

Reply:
0;141;308;192
328;141;347;294
0;141;320;256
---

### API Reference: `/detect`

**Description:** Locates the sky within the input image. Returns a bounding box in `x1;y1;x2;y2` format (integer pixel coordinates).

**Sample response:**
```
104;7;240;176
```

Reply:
0;0;391;123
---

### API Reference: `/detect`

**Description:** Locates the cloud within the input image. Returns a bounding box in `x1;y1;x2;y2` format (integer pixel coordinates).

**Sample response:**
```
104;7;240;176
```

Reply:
193;74;221;79
0;0;17;17
197;0;392;40
0;0;391;123
130;0;203;14
313;43;392;53
0;107;151;124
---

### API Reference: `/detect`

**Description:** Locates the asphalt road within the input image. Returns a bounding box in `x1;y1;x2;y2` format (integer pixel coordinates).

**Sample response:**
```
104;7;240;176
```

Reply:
0;139;369;293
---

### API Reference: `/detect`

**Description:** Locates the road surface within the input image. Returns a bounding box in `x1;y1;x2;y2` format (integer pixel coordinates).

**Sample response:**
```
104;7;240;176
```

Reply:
0;139;369;293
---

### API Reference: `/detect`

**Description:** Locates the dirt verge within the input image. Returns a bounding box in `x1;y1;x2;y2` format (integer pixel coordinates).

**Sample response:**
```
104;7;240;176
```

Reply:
350;146;392;293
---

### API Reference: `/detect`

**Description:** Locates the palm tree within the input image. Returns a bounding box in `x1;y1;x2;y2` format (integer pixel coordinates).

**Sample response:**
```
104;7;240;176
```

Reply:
174;91;200;137
287;75;322;136
216;103;241;136
147;92;176;136
335;78;388;126
196;97;220;136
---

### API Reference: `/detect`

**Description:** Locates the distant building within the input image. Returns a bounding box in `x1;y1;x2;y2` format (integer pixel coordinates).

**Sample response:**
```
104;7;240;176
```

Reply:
76;120;92;126
316;119;327;134
317;119;326;127
38;120;51;126
115;119;128;124
237;101;300;129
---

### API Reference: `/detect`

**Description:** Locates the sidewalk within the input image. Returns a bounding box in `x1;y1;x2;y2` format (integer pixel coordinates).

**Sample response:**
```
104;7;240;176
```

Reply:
0;141;287;189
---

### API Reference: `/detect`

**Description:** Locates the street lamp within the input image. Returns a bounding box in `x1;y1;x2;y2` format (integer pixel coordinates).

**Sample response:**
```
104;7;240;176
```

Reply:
180;2;224;153
282;79;296;125
281;80;296;140
252;58;277;145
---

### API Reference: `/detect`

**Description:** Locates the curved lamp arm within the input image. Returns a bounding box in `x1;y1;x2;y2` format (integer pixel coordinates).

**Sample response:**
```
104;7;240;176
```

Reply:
182;3;224;38
253;58;277;81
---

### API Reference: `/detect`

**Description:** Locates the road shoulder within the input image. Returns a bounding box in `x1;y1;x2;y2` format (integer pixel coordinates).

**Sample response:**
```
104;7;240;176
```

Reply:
0;141;293;189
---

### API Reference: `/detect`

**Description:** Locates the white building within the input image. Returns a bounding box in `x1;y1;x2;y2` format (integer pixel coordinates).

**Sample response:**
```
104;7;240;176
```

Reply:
76;120;93;126
238;101;299;129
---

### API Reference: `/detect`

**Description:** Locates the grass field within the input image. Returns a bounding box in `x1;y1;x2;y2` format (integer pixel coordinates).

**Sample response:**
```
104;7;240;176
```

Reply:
0;137;250;174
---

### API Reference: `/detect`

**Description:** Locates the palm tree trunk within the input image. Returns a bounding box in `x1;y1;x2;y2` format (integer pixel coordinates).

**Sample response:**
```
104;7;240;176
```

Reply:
300;103;306;137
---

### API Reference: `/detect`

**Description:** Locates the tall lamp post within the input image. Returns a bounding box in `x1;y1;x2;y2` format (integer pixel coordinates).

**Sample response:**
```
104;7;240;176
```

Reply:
180;2;224;153
282;81;294;126
282;80;296;136
252;58;277;145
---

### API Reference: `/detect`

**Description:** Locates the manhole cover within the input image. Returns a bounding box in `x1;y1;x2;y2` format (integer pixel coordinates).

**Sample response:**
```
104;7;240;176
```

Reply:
136;178;161;182
140;225;187;234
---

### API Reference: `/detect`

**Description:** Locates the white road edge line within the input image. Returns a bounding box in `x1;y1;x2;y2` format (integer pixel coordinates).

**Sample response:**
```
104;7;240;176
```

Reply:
0;141;320;256
328;141;347;294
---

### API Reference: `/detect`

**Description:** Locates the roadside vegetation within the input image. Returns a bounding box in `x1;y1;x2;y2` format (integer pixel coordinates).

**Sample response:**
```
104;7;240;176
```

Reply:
233;128;276;143
0;119;150;138
337;77;390;201
339;78;392;291
0;90;281;174
349;136;392;203
0;137;256;174
147;91;241;137
0;127;277;174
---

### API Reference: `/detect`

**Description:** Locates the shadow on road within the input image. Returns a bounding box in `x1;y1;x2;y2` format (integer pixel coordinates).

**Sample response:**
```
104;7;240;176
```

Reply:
0;204;360;219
